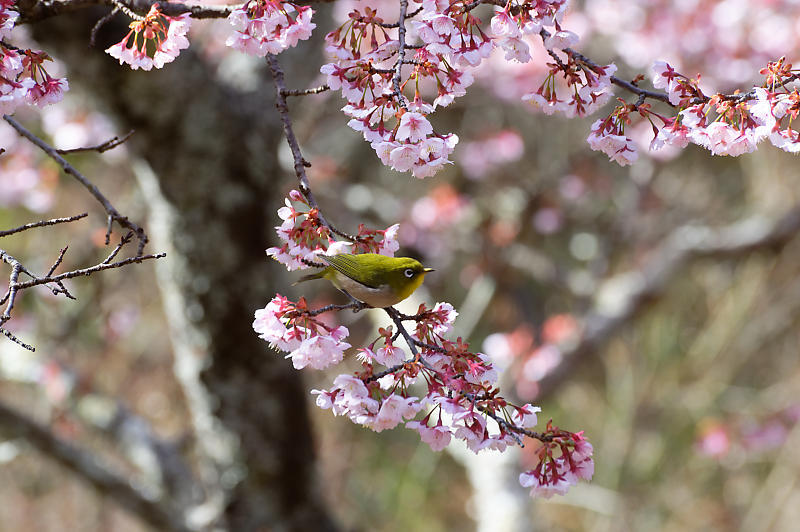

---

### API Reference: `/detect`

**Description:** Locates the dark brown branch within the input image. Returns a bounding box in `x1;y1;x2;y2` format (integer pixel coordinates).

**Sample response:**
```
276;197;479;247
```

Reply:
1;246;164;350
16;0;335;24
89;6;119;47
3;115;150;254
0;401;191;532
538;204;800;399
280;85;330;97
307;301;365;316
0;213;88;238
266;54;360;242
56;130;134;154
13;252;166;291
17;0;234;24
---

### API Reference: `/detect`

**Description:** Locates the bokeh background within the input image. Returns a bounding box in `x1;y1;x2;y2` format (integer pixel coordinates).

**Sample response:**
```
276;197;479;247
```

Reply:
3;0;800;530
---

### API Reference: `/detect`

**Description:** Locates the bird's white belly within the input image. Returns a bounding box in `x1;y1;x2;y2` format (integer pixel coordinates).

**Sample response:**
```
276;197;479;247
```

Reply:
332;272;398;307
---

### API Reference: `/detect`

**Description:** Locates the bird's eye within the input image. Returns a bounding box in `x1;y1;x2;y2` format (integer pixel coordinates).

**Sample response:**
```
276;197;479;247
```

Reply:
404;268;415;278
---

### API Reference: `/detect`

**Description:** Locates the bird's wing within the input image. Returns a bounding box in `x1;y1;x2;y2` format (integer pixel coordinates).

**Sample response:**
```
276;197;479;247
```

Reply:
321;254;382;288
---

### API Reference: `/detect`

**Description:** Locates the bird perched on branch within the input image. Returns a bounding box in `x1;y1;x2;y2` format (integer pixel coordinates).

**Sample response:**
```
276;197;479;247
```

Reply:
295;253;434;308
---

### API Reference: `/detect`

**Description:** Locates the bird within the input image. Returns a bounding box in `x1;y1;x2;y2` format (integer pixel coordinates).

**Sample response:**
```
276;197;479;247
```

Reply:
294;253;434;308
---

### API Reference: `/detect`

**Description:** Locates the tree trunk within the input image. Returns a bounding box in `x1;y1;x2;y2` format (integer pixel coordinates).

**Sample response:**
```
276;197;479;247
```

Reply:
28;7;338;531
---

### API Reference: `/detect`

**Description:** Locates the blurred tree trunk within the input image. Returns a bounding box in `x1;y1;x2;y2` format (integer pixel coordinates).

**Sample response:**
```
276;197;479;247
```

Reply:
28;7;337;532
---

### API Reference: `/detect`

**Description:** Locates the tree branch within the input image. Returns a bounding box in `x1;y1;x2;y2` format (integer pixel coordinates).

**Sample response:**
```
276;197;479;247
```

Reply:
0;401;191;532
266;54;360;242
537;204;800;398
3;115;150;253
0;213;88;238
391;0;410;110
56;130;134;154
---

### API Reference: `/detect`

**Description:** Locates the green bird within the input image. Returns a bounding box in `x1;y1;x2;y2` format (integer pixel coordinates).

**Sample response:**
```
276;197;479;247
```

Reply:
295;253;434;308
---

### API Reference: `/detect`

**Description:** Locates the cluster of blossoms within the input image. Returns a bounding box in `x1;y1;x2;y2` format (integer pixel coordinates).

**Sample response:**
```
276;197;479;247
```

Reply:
1;1;69;115
320;7;462;178
256;198;594;498
1;0;17;39
490;0;570;62
591;58;800;165
106;4;191;70
266;189;400;270
586;100;639;166
747;58;800;153
318;0;613;177
519;427;594;498
522;57;616;118
254;295;352;370
488;0;616;118
655;59;800;156
226;0;315;56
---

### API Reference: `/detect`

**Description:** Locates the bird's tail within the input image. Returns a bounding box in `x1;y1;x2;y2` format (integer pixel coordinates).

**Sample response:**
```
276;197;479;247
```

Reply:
292;270;326;286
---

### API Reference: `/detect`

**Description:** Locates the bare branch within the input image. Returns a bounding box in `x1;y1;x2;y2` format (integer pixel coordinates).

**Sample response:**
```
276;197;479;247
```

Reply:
3;115;150;254
56;130;134;154
0;213;88;238
89;6;119;47
280;85;330;97
13;252;166;291
266;54;361;242
1;245;164;350
538;204;800;398
0;401;191;532
16;0;335;24
17;0;234;24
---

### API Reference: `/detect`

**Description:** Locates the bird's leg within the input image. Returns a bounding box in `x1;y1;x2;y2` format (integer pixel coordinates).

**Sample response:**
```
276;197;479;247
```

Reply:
339;289;369;312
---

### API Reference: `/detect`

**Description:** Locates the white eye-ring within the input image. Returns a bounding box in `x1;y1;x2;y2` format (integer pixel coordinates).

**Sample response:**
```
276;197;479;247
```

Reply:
404;268;415;278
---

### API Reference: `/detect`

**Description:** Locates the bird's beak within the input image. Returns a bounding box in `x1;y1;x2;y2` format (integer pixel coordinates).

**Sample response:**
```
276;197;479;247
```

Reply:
424;268;435;273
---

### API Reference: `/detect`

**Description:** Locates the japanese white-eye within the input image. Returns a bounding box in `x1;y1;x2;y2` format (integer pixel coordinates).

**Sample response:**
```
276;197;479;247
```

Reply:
294;253;434;307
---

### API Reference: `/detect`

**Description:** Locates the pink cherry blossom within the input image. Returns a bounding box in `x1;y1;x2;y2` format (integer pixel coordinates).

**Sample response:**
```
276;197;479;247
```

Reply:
368;394;422;432
227;0;315;57
105;4;191;70
0;0;18;40
397;112;434;143
406;420;452;450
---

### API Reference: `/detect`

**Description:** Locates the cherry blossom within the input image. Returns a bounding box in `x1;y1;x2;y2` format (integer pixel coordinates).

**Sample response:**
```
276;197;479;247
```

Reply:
587;115;638;166
0;0;18;40
254;194;594;498
1;43;68;114
266;190;400;269
519;428;594;498
226;0;316;56
105;4;192;70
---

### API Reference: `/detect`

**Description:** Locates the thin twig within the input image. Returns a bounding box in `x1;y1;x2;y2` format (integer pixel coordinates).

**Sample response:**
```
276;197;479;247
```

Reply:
90;6;120;47
103;232;135;265
307;301;365;316
280;85;330;97
45;247;69;278
13;253;166;291
266;55;361;241
3;115;149;254
0;213;88;238
56;130;134;154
